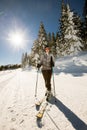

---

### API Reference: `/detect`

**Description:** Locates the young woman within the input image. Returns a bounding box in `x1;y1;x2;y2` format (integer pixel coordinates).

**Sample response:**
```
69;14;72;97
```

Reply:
37;45;55;100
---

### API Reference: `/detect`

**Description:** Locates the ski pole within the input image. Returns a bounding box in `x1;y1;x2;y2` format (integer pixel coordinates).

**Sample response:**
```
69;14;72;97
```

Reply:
35;69;39;97
52;68;56;102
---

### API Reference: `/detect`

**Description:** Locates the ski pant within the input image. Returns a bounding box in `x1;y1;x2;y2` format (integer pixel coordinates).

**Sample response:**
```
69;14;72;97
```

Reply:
42;69;52;91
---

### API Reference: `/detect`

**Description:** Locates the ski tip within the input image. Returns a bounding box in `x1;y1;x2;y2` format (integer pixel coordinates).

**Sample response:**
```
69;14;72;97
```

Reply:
35;101;41;106
35;102;41;111
36;113;43;119
35;103;40;106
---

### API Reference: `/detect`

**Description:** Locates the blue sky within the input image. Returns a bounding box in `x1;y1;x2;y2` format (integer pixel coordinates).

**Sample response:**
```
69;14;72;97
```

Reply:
0;0;85;65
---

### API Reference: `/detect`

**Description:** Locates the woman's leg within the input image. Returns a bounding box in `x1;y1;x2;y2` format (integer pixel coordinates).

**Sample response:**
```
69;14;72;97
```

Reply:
42;70;52;91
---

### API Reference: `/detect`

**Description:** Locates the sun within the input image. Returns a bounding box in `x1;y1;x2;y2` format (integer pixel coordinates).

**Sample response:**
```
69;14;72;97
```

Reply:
10;32;23;45
7;30;27;49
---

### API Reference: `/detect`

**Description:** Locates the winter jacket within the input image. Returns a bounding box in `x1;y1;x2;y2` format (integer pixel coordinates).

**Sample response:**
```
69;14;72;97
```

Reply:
38;53;55;70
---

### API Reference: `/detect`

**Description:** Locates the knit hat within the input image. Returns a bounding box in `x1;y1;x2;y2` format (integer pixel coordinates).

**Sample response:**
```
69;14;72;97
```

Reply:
45;45;50;49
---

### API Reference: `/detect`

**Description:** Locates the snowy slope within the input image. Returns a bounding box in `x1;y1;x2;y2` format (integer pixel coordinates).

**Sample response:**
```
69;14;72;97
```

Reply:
0;51;87;130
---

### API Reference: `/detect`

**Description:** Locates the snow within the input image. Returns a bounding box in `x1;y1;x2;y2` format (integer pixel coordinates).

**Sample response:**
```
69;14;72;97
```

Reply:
0;51;87;130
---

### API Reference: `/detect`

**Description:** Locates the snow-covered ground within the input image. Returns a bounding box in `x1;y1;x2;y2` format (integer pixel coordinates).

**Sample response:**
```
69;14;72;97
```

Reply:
0;51;87;130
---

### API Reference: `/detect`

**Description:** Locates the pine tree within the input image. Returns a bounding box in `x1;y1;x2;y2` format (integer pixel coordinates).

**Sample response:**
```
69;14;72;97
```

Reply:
64;4;83;55
56;32;62;57
59;0;67;45
21;52;29;68
30;22;48;66
59;1;83;56
37;21;48;55
21;53;25;69
32;21;48;56
47;32;51;47
32;39;39;54
59;0;69;55
25;52;28;67
73;12;83;38
83;0;87;49
50;32;56;56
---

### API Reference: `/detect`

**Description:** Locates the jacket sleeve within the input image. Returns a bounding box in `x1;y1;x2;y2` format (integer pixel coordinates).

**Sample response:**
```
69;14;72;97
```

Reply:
37;55;43;68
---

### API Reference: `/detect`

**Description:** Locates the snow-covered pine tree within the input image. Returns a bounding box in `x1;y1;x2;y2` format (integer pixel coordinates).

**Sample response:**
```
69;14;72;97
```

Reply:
82;0;87;50
50;32;56;57
30;22;48;66
64;4;83;55
21;53;25;69
31;22;48;55
73;12;84;51
73;12;83;39
56;32;62;57
28;52;36;66
21;52;29;68
25;52;29;67
32;39;39;55
59;0;69;55
59;0;83;56
37;22;48;55
47;32;51;47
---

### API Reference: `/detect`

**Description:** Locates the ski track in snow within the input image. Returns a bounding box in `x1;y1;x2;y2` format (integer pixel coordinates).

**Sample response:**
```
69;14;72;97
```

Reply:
0;52;87;130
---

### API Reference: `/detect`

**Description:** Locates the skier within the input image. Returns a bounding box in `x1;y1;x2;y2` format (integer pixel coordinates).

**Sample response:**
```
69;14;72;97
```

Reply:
37;45;55;100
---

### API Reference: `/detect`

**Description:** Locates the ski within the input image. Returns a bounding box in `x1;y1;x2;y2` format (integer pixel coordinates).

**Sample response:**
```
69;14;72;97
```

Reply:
36;102;48;119
35;91;53;106
35;96;47;106
35;92;54;119
35;101;41;106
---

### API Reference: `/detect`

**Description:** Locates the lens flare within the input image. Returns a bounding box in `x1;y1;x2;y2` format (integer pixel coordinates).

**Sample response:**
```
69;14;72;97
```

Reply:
7;30;27;49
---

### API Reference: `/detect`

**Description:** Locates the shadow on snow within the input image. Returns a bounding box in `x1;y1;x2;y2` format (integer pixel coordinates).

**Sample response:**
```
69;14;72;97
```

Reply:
48;97;87;130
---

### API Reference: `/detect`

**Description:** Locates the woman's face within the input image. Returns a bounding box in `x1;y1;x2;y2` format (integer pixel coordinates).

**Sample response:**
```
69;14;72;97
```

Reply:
45;47;50;53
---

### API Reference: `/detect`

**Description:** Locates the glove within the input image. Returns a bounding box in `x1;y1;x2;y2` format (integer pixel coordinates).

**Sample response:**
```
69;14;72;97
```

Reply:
37;64;41;69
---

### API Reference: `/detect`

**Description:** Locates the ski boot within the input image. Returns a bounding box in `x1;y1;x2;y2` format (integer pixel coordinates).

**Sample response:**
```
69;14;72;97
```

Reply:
45;90;53;101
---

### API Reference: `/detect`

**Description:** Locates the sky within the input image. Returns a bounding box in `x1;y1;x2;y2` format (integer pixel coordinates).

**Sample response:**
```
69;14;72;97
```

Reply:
0;0;85;65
